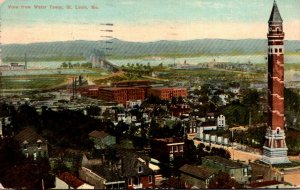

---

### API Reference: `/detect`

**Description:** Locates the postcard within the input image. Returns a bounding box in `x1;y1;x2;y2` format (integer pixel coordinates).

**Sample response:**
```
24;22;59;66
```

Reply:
0;0;300;189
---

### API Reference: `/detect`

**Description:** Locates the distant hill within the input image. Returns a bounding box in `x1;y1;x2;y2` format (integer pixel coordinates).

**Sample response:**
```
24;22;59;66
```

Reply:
1;39;300;62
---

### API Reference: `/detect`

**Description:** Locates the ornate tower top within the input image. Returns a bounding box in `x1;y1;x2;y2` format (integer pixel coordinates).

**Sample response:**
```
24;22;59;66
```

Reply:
269;0;283;23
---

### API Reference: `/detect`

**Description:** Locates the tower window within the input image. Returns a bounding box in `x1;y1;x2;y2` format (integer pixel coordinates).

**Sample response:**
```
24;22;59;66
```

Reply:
275;48;278;53
270;49;273;53
279;48;282;53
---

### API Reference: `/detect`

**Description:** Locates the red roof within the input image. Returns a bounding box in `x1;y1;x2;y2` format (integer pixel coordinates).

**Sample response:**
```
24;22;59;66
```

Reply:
58;172;84;188
88;130;110;139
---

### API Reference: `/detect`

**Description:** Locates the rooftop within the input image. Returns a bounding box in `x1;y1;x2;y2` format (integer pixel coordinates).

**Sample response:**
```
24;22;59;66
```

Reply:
88;130;110;139
203;156;247;168
100;87;144;91
179;164;215;180
154;137;184;144
15;127;46;144
88;165;124;183
58;172;85;189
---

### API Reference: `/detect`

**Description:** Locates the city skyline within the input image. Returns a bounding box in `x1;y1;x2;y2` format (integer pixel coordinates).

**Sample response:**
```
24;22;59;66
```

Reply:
0;0;299;44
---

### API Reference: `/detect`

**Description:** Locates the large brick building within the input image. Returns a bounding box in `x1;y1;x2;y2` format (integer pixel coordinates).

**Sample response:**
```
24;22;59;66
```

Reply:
148;87;187;100
262;0;290;164
98;87;146;104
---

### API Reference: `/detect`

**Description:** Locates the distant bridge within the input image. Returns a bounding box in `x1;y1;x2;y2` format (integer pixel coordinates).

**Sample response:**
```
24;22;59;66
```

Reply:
91;57;121;73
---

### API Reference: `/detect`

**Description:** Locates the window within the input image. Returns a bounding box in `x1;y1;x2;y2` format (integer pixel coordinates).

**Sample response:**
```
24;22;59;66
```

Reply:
33;152;37;160
275;48;278;53
128;178;132;186
174;146;178;152
271;48;273;53
179;145;183;152
148;175;153;184
170;146;173;153
279;48;282;53
134;177;139;185
37;140;42;149
138;166;143;173
243;168;248;176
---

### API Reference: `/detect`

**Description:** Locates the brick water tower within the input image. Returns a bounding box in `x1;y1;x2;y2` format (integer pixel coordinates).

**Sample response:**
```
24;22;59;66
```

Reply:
262;0;290;164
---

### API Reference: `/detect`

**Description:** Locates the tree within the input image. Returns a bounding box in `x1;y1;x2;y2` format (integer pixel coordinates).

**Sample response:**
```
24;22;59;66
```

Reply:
208;171;242;189
178;96;184;104
183;139;198;164
171;97;177;105
86;106;101;116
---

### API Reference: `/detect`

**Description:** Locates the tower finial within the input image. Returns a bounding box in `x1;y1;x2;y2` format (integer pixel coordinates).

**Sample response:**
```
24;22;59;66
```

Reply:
269;0;283;22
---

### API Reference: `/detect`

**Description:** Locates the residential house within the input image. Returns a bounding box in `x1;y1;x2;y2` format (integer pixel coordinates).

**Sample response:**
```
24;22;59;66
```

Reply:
79;151;155;189
249;161;284;183
202;156;251;185
160;177;188;189
79;165;125;189
151;137;185;162
169;104;190;117
55;172;94;189
14;127;48;160
122;152;155;189
179;164;215;189
88;130;116;149
217;114;226;128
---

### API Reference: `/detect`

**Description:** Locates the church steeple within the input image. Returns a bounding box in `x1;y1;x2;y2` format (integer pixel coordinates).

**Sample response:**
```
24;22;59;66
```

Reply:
269;0;283;23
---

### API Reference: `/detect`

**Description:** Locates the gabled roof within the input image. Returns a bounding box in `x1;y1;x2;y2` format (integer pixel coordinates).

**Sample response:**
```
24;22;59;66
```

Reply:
58;172;85;189
15;127;46;144
161;177;188;189
88;130;110;139
269;0;283;22
120;152;154;177
88;165;124;183
179;164;215;180
203;156;247;168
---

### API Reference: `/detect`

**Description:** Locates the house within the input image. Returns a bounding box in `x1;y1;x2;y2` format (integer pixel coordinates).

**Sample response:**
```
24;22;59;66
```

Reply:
169;104;190;117
14;127;48;160
151;137;185;162
249;161;284;183
202;156;251;184
219;94;229;105
126;100;142;108
229;86;240;95
0;117;12;137
122;153;155;189
80;151;155;189
217;114;226;128
55;172;94;189
179;164;215;189
88;130;116;149
79;165;125;189
160;177;188;189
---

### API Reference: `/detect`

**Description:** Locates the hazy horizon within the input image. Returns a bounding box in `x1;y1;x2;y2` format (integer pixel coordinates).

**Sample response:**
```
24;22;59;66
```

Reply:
0;0;299;44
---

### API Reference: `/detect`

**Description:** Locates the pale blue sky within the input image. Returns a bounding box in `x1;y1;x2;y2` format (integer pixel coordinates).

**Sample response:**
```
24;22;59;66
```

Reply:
0;0;299;44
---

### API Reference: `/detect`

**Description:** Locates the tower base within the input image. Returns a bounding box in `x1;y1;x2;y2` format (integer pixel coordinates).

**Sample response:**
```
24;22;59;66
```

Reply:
261;146;290;164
